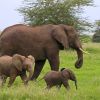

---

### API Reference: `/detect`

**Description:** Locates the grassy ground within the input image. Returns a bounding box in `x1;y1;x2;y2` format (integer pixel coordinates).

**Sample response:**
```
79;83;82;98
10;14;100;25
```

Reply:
0;43;100;100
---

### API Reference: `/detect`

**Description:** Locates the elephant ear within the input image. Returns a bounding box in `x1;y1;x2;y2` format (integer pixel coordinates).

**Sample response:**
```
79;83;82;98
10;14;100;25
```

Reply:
61;69;69;79
12;54;24;71
65;69;76;80
27;55;35;64
52;26;69;49
61;69;74;79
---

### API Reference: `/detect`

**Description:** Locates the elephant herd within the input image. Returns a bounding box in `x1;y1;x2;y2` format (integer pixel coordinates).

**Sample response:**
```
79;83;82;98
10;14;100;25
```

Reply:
0;24;84;90
0;54;35;87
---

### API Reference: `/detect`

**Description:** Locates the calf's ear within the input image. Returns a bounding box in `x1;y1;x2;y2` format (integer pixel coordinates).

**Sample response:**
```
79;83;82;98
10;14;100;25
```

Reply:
27;55;35;63
12;54;24;71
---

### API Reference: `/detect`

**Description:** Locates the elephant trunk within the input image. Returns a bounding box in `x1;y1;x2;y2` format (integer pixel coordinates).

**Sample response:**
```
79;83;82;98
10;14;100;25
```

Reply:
75;48;83;68
27;66;33;81
66;69;78;90
75;80;77;90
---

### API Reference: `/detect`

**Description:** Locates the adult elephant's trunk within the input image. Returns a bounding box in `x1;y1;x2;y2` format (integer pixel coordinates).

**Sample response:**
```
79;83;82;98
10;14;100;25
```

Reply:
75;48;83;68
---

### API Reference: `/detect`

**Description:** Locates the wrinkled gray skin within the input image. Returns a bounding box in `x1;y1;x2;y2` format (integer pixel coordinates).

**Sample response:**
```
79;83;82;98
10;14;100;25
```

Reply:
0;24;83;80
43;68;77;90
0;54;35;87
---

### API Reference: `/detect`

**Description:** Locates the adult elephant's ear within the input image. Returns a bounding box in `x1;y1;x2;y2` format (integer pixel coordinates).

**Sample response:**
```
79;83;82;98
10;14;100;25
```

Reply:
52;26;69;49
12;54;24;71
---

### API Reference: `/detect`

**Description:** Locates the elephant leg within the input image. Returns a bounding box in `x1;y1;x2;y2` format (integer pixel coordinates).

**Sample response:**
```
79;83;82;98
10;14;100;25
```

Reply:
47;53;59;71
0;75;7;86
31;60;46;80
46;84;53;90
20;72;28;85
0;76;3;86
62;81;70;90
56;83;62;89
2;75;7;86
8;75;16;87
45;81;54;89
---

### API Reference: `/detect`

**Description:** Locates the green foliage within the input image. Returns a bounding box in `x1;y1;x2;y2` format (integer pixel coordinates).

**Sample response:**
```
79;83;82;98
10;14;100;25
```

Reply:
0;43;100;100
95;20;100;27
79;34;92;43
92;20;100;42
92;33;100;43
18;0;93;32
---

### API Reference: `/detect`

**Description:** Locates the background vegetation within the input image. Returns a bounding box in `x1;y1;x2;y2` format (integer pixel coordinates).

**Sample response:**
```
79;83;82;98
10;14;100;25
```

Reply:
0;43;100;100
92;20;100;42
80;34;92;43
18;0;93;32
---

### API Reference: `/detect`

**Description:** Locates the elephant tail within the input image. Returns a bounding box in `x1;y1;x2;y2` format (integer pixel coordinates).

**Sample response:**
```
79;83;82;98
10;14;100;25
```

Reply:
60;68;66;71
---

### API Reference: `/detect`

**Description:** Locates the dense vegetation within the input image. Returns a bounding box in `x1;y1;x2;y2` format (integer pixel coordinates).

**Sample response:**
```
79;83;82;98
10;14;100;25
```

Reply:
0;43;100;100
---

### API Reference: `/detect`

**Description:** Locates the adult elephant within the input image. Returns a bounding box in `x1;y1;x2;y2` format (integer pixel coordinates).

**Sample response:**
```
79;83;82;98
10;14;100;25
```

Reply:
0;24;83;80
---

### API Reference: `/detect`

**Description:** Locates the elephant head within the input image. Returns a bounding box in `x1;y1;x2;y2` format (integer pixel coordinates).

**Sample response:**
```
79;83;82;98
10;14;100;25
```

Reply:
61;68;77;90
52;24;83;68
12;54;25;71
12;54;35;81
23;55;35;81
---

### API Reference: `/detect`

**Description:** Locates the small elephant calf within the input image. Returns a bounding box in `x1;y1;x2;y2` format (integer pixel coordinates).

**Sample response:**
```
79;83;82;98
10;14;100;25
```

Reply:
0;54;35;87
42;68;77;90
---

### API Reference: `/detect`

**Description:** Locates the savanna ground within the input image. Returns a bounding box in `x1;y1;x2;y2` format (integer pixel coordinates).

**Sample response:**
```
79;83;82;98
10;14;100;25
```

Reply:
0;43;100;100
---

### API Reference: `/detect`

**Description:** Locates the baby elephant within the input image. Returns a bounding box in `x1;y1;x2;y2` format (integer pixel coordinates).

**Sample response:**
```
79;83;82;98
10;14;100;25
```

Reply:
43;68;77;90
0;54;35;87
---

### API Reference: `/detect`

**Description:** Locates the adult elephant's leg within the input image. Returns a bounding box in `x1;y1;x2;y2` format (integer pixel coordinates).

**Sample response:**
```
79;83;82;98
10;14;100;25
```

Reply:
47;52;59;71
31;60;46;80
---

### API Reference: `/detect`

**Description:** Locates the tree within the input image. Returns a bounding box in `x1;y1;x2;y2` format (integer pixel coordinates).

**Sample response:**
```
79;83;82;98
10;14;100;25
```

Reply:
18;0;93;32
0;31;1;35
92;20;100;42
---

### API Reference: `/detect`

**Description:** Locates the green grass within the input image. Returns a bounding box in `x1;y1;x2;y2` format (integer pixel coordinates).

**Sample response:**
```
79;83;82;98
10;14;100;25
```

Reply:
0;43;100;100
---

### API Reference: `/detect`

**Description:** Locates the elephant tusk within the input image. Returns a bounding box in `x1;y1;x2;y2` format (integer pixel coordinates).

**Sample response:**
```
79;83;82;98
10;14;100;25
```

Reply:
79;48;90;54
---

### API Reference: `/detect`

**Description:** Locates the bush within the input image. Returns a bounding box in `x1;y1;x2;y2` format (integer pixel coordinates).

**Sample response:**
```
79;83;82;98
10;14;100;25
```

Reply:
79;34;92;43
92;32;100;43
